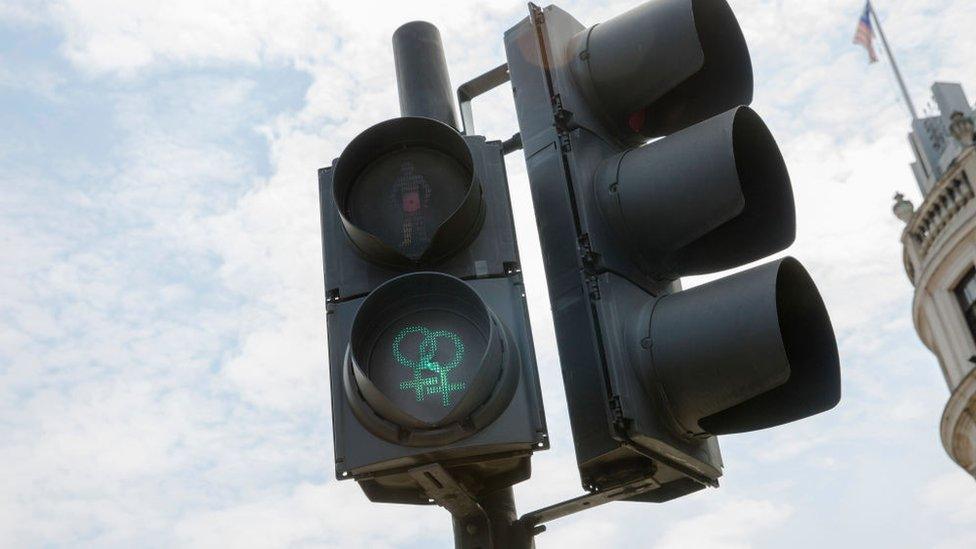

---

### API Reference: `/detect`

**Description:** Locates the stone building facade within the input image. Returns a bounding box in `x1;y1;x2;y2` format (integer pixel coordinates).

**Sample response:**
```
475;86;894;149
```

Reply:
894;82;976;479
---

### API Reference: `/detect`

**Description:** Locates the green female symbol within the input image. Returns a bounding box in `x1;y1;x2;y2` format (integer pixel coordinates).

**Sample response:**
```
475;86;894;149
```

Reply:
393;326;466;407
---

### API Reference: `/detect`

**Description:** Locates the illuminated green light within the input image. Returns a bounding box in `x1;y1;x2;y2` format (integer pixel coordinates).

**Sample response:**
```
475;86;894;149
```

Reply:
393;325;465;407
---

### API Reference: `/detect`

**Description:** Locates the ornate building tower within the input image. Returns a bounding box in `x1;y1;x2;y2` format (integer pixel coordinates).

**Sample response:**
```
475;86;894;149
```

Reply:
895;82;976;479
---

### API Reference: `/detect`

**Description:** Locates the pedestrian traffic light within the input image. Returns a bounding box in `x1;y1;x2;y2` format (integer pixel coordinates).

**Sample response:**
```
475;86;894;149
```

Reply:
504;0;841;502
320;22;547;506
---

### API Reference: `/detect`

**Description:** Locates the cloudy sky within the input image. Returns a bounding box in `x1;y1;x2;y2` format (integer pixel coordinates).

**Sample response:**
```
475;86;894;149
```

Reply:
2;0;976;547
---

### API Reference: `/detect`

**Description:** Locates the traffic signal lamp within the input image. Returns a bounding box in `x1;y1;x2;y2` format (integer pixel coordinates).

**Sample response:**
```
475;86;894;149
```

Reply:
320;22;547;506
331;117;485;268
567;0;752;141
635;257;839;438
594;106;795;278
344;271;522;447
504;0;840;501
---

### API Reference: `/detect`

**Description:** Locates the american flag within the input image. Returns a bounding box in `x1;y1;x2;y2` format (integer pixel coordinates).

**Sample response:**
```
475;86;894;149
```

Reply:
853;2;879;63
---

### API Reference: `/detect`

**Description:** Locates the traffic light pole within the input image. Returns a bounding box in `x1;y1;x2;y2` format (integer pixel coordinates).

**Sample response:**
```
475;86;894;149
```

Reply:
451;488;534;549
392;21;460;129
407;463;535;548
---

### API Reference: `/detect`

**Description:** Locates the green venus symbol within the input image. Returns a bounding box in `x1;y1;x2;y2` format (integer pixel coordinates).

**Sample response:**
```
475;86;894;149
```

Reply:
393;326;466;407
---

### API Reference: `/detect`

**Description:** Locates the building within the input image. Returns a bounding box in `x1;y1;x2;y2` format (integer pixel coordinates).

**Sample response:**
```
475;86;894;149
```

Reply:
893;82;976;479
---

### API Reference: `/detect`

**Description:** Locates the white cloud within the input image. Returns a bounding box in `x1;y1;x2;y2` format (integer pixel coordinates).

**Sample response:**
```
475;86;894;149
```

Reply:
654;499;793;549
173;481;448;548
538;516;622;548
920;470;976;525
47;0;334;74
0;0;46;25
0;59;64;100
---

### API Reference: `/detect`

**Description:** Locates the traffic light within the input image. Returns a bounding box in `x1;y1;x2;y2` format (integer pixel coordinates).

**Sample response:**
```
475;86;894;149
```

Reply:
504;0;841;501
320;22;547;506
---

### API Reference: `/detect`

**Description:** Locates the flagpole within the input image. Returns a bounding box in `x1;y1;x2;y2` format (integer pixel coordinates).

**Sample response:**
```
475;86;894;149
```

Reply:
868;1;919;120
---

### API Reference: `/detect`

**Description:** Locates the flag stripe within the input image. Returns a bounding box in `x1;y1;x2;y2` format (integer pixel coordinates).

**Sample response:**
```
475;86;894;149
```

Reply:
852;3;879;63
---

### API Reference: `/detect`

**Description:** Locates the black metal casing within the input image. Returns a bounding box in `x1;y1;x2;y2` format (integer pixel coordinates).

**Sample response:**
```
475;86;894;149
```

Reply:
505;4;721;500
505;0;841;502
319;134;549;505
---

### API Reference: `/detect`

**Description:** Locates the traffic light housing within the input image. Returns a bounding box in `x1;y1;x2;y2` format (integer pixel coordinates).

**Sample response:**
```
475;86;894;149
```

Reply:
320;23;547;505
504;0;840;501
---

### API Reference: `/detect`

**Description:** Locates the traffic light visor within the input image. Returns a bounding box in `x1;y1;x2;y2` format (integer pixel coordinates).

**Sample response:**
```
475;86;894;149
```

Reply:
595;107;795;279
643;258;841;436
569;0;752;143
333;117;485;267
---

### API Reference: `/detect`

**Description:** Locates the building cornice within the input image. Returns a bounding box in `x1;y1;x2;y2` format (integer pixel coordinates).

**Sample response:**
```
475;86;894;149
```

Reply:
902;145;976;283
941;365;976;477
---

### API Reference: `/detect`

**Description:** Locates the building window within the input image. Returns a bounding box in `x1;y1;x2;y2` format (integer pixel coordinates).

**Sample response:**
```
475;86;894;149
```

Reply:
954;268;976;341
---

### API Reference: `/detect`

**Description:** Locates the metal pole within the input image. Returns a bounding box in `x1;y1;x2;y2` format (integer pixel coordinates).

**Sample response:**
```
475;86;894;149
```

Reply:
451;487;534;549
868;1;918;120
392;21;460;129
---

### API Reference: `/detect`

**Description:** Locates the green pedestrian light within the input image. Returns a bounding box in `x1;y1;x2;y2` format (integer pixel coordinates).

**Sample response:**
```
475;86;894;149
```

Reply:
393;325;466;407
318;23;547;542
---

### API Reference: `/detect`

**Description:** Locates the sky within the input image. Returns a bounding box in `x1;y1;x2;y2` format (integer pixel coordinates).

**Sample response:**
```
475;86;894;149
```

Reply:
2;0;976;547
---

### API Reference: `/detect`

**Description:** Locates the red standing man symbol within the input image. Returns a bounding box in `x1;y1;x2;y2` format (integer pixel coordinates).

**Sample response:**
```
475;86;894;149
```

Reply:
391;161;432;258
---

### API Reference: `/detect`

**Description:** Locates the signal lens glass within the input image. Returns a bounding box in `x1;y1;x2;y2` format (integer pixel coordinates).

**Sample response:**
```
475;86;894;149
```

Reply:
346;147;470;260
366;308;487;423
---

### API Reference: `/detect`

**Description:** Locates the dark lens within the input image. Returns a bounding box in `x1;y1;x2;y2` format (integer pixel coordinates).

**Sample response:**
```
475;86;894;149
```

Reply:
346;147;470;260
365;306;488;424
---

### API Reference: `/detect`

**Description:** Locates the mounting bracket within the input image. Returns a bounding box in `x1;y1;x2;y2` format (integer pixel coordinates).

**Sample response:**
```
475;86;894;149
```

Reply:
518;475;661;529
457;63;511;136
408;464;493;547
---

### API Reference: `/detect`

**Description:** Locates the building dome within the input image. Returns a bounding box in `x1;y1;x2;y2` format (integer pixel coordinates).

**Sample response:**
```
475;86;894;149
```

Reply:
898;82;976;480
